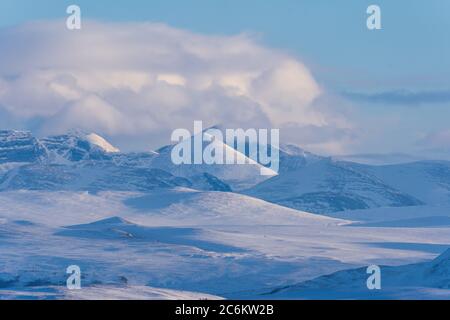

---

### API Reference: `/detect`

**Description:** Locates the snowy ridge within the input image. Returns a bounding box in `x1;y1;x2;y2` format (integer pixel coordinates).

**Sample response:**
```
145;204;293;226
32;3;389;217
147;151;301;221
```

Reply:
40;130;118;163
0;130;46;164
266;248;450;299
151;131;276;191
243;158;423;214
1;129;450;213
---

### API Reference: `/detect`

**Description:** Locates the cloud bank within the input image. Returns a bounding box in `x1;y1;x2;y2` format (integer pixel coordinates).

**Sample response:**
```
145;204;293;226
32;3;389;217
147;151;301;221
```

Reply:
0;20;350;152
343;90;450;106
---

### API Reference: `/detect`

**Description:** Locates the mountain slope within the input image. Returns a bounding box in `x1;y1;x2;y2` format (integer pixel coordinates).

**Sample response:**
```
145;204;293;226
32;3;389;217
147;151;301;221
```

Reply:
57;216;243;253
1;128;448;213
124;188;347;226
277;143;324;173
0;130;46;164
0;162;194;192
363;161;450;205
150;131;277;191
243;158;422;214
0;130;233;192
40;130;119;162
266;248;450;299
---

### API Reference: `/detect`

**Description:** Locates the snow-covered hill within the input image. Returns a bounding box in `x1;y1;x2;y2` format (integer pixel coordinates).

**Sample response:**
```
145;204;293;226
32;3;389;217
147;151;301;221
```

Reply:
243;158;422;214
123;188;346;226
266;248;450;299
363;161;450;205
0;163;196;192
1;189;450;299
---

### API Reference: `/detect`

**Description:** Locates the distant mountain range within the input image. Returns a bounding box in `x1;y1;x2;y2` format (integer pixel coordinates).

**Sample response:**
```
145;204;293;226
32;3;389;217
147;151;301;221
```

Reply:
1;129;450;214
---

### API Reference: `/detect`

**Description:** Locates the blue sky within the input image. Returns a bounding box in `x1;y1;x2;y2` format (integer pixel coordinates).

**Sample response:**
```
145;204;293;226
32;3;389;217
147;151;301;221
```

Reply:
0;1;449;157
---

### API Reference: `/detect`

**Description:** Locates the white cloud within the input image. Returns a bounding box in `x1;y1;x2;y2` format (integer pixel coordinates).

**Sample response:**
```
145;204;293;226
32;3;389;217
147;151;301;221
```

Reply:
0;20;350;151
43;94;128;135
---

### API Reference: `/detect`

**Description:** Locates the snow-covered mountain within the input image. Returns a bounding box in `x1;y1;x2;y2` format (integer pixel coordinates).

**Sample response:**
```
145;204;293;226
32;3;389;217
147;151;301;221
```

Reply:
277;143;324;173
0;130;233;192
0;130;46;164
363;161;450;205
333;153;424;165
150;130;277;191
2;128;450;214
0;163;195;192
40;130;119;163
243;157;423;214
267;248;450;299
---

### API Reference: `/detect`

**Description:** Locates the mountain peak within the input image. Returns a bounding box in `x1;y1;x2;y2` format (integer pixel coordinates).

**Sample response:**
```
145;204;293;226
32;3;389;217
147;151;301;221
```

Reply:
40;130;119;162
87;216;133;226
85;133;120;153
431;248;450;265
61;129;119;153
279;143;317;157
